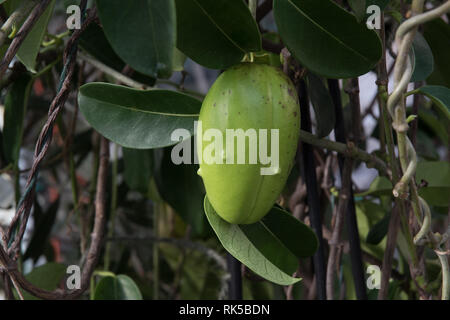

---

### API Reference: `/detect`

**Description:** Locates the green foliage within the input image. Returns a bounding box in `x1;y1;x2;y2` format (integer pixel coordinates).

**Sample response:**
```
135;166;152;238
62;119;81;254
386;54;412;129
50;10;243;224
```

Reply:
2;73;32;164
204;196;317;286
17;1;55;72
154;142;207;236
78;83;201;149
273;0;382;78
96;0;176;78
174;0;261;69
122;148;153;194
411;33;434;82
415;161;450;207
93;274;143;300
19;263;67;300
307;73;336;137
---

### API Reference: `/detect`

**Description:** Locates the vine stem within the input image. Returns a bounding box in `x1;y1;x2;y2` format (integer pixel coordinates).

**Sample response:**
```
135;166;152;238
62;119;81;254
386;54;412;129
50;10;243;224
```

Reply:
386;0;450;299
298;130;388;176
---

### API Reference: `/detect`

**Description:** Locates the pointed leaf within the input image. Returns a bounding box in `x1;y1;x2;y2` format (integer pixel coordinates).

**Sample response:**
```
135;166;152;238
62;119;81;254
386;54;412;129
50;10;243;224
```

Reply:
415;85;450;121
415;161;450;207
17;0;55;72
175;0;261;69
274;0;382;78
423;19;450;87
348;0;366;22
96;0;176;78
205;196;318;285
410;33;434;82
307;73;335;137
366;212;390;245
78;83;201;149
155;140;207;236
2;73;33;164
20;263;66;300
93;275;143;300
23;197;60;262
78;23;156;86
122;148;153;194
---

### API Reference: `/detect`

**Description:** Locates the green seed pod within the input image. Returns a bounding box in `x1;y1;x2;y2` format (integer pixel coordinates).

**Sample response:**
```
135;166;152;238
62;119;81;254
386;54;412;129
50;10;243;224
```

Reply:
197;63;300;224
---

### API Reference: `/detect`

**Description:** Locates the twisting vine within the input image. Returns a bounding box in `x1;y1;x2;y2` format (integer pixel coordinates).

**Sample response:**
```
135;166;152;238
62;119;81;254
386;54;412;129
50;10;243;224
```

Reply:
386;0;450;300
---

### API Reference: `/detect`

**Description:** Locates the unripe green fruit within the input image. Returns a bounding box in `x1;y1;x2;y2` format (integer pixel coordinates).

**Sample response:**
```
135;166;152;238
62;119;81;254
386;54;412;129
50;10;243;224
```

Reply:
197;63;300;224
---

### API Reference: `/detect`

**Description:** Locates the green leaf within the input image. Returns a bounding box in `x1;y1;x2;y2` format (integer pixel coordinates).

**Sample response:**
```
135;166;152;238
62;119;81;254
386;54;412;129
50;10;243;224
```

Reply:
172;47;187;72
175;0;261;69
93;274;143;300
411;33;434;82
415;161;450;207
356;176;393;197
423;19;450;87
78;82;201;149
355;200;387;259
260;206;318;258
307;73;335;137
366;212;390;245
365;0;389;11
415;85;450;121
23;198;59;262
78;23;156;86
122;148;153;194
2;73;33;164
274;0;382;78
96;0;176;78
205;196;318;285
20;263;67;300
17;0;55;72
154;140;207;236
417;108;448;145
348;0;366;22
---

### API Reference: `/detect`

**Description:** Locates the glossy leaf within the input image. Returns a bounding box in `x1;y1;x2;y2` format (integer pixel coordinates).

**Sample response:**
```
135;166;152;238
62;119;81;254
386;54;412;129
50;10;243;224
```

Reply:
418;108;448;145
155;140;207;236
348;0;366;22
23;198;59;262
423;19;450;87
260;205;318;258
78;83;201;149
122;148;153;194
205;196;317;285
20;263;66;300
16;0;55;72
355;201;387;259
411;33;434;82
2;73;33;164
96;0;176;78
415;85;450;121
307;73;335;137
415;161;450;207
93;275;143;300
274;0;382;78
365;0;389;11
175;0;261;69
78;23;156;86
